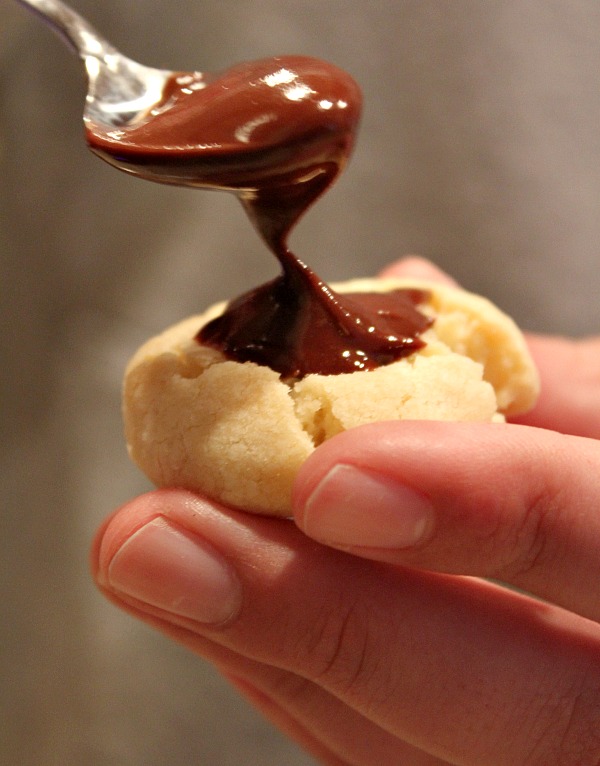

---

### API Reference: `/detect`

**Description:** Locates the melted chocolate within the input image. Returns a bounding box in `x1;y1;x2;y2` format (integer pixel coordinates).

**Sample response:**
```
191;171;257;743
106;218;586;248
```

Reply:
86;55;432;377
200;272;431;378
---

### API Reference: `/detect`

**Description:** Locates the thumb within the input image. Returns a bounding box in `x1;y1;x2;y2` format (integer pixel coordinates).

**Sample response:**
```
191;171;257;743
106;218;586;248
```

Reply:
293;420;600;622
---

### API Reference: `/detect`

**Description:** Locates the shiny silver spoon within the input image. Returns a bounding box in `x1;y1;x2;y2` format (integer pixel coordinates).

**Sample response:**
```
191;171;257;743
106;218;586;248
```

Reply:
15;0;361;244
14;0;185;129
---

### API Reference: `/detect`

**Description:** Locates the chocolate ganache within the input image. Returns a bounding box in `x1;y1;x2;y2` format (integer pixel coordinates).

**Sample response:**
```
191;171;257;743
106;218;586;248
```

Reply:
86;55;432;377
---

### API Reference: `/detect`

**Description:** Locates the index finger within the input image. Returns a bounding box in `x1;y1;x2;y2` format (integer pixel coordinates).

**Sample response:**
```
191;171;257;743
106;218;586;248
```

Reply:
378;255;459;285
512;334;600;438
380;257;600;439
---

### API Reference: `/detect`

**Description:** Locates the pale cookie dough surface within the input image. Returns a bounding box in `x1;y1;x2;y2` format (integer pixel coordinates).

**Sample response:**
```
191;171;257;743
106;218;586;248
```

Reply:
123;277;539;515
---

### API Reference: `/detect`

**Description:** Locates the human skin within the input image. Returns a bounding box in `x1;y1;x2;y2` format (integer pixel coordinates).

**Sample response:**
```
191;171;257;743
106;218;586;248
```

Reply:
92;257;600;765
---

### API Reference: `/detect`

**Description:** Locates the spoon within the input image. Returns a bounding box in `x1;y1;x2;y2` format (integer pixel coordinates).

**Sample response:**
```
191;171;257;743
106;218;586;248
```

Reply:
14;0;175;130
14;0;360;185
14;1;426;378
15;0;362;251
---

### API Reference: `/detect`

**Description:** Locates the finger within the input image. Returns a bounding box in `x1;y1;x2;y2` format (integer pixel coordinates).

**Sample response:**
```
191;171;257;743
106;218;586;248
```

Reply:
380;262;600;439
293;420;600;622
378;255;459;285
222;671;393;766
224;676;356;766
512;334;600;438
93;490;600;766
92;500;452;766
222;672;450;766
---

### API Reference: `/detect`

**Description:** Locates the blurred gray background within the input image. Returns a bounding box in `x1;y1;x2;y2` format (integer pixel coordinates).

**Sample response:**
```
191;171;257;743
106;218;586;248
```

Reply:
2;1;599;764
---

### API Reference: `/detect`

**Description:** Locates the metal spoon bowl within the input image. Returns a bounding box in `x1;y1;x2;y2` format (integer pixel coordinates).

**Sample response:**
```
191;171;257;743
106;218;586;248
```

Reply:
14;0;186;130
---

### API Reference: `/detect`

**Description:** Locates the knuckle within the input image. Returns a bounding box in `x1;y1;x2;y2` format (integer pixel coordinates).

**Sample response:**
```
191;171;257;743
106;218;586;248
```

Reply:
528;676;600;766
305;595;378;698
497;476;565;584
558;689;600;765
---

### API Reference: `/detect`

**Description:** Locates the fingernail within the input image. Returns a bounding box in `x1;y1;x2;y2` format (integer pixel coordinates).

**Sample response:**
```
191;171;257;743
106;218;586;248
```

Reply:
300;464;434;548
107;517;242;625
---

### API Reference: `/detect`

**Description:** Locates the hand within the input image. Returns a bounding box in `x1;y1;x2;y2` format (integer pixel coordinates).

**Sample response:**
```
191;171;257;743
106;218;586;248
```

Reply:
92;257;600;765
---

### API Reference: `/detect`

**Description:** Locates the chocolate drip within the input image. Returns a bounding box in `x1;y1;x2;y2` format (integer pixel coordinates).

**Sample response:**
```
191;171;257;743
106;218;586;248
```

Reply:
200;267;431;378
86;55;432;376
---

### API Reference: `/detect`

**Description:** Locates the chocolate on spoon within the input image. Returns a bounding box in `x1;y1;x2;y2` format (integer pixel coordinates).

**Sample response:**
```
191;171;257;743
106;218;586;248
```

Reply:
16;0;432;377
15;2;360;239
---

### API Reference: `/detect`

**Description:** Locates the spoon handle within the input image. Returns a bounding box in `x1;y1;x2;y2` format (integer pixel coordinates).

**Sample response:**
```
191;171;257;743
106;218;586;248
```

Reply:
14;0;115;60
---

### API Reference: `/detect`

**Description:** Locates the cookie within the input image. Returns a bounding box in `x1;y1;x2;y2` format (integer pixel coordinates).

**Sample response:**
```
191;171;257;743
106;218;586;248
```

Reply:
123;277;539;515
